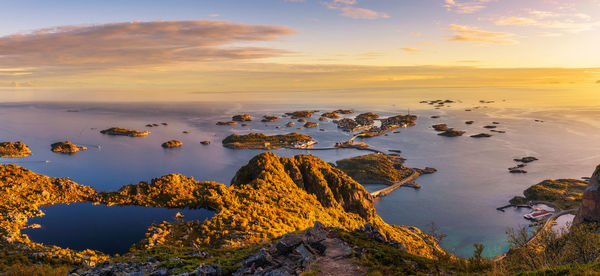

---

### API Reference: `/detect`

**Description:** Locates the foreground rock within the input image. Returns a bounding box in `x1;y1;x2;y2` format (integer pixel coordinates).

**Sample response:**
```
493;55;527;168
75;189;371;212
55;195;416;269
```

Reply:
0;141;32;157
161;140;183;148
575;165;600;224
222;133;316;149
51;141;87;154
510;178;587;210
234;221;362;276
100;127;150;137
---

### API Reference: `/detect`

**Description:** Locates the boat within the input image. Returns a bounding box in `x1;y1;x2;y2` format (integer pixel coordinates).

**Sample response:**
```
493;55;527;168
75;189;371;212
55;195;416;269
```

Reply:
524;209;552;220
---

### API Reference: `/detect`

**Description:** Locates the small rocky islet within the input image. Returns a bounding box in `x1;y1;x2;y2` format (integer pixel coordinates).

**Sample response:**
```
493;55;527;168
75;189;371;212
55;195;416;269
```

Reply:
0;141;32;158
161;140;183;148
100;127;150;137
51;141;87;154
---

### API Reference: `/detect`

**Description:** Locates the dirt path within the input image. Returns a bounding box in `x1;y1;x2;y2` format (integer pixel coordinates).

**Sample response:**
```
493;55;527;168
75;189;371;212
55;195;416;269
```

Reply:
314;238;367;276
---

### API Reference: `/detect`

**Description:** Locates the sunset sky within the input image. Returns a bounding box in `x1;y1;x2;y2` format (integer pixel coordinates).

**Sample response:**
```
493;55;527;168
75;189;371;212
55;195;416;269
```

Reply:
1;0;599;91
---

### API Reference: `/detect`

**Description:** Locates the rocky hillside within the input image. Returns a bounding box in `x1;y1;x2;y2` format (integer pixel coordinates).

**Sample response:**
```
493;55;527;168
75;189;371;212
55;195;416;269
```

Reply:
116;153;440;258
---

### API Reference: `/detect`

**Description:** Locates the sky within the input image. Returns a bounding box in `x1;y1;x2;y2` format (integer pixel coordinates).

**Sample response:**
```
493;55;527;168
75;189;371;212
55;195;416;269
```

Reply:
0;0;599;92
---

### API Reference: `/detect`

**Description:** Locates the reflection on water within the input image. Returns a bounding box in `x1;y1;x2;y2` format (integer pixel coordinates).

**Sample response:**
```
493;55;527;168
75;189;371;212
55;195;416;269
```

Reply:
22;203;214;254
2;91;600;257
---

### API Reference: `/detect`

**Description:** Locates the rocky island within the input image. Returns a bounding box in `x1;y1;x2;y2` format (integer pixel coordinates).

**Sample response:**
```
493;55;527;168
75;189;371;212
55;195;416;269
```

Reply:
285;110;316;119
50;141;87;154
261;115;280;122
438;129;465;137
336;153;413;185
232;114;252;122
100;127;150;137
0;141;32;158
304;122;318;128
222;132;317;149
216;121;238;126
161;140;183;148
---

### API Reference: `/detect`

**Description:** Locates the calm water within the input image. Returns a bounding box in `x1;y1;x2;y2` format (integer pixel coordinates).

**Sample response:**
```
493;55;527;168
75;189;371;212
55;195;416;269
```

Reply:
22;203;214;254
2;88;600;257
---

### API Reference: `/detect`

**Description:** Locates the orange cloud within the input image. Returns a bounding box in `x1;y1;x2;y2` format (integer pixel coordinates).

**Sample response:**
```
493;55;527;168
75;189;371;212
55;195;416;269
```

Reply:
0;20;295;69
445;24;517;44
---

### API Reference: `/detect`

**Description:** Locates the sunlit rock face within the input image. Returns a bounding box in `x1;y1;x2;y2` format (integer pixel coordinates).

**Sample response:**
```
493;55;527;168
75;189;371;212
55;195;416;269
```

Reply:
574;165;600;224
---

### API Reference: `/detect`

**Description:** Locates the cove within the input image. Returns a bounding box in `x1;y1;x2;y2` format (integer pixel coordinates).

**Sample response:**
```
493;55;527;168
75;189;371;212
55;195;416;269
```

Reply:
22;202;214;254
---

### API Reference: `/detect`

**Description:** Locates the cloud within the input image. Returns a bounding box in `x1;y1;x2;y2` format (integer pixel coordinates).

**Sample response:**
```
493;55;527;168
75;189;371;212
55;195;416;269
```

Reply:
493;10;599;33
445;24;517;44
0;20;295;70
400;47;424;52
323;0;389;19
207;14;220;17
443;0;491;14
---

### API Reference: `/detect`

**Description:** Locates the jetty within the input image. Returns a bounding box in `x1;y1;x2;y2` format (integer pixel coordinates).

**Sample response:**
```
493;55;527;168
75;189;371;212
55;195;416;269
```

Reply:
370;170;421;198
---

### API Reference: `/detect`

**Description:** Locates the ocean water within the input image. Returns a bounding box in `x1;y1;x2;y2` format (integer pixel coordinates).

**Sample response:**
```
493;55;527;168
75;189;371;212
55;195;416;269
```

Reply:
2;87;600;257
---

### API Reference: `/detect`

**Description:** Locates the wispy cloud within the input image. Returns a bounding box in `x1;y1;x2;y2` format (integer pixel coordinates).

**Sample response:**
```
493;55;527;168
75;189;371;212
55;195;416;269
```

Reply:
0;20;295;69
400;47;424;52
443;0;492;14
322;0;389;19
445;24;517;44
494;10;600;33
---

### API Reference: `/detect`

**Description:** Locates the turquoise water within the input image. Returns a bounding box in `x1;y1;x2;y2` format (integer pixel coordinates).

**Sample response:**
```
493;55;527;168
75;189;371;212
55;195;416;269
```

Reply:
1;91;600;257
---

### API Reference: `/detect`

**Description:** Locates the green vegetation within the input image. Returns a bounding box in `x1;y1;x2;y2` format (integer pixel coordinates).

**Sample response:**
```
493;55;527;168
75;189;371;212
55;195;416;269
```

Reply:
0;142;32;158
222;132;316;149
100;127;150;137
336;153;412;184
510;179;587;209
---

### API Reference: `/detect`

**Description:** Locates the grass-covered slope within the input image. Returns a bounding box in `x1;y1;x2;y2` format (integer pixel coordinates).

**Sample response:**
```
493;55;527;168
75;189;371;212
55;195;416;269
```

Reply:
336;153;412;184
510;179;587;209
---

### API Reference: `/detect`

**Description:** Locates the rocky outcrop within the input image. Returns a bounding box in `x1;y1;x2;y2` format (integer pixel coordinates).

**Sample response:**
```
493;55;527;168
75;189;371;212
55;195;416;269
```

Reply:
261;115;280;122
575;165;600;224
285;110;316;119
438;129;465;137
233;114;253;122
471;133;492;138
162;140;183;148
432;124;448;131
234;221;361;276
51;141;87;154
216;121;238;126
303;122;318;128
100;127;150;137
0;141;32;157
